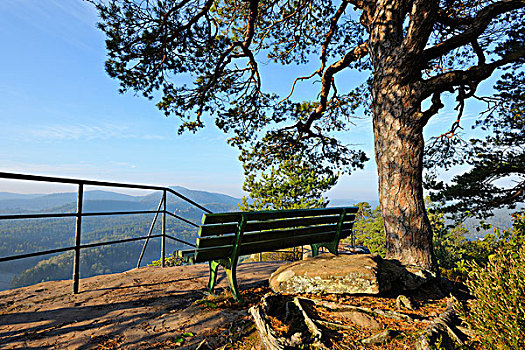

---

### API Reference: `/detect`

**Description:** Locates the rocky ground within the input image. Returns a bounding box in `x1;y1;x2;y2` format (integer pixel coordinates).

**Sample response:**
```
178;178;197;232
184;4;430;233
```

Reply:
0;256;477;349
0;262;284;349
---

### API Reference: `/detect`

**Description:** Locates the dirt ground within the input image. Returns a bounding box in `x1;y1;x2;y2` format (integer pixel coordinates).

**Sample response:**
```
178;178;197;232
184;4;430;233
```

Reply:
0;261;285;349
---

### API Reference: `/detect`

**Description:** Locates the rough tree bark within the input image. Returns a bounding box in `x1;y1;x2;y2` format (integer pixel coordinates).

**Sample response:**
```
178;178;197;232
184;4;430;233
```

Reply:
373;86;436;272
368;0;438;272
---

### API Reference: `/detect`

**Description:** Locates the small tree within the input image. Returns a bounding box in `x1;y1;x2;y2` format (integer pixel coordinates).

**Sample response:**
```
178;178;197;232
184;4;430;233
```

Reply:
239;155;337;211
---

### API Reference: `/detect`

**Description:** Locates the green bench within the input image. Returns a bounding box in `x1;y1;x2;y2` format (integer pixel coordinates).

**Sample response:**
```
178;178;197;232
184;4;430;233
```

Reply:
177;206;358;301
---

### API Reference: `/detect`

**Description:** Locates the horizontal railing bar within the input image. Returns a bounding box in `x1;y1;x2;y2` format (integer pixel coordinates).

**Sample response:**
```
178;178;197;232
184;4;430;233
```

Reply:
0;234;164;263
0;210;162;221
0;172;212;214
79;235;163;249
0;172;167;191
165;234;196;248
0;246;75;262
0;212;78;220
165;211;199;227
82;210;159;217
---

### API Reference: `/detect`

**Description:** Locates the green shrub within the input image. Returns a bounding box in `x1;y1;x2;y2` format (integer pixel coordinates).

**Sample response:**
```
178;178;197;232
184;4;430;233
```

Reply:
350;202;386;257
149;253;184;267
458;244;525;349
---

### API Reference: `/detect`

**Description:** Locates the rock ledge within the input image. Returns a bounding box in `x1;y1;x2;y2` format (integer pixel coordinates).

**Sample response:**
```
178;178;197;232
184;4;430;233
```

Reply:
269;253;433;295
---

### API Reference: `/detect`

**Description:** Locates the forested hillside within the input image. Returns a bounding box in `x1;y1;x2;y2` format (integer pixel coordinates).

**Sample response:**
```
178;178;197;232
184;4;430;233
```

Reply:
0;187;239;290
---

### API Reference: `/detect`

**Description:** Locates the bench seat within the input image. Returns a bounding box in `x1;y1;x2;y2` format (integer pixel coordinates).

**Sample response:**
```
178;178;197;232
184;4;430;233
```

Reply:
177;206;358;301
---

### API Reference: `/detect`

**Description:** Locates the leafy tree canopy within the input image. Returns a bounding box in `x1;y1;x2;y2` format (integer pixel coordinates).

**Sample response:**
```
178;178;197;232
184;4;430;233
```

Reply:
426;71;524;219
92;0;525;271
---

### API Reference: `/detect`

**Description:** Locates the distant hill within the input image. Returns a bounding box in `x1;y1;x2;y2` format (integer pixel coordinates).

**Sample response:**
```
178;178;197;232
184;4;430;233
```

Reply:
0;190;142;212
0;187;241;214
140;186;240;208
0;192;41;200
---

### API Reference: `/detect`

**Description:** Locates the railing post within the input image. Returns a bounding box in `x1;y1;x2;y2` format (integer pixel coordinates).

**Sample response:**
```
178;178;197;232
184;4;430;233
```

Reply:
161;190;166;267
72;183;83;294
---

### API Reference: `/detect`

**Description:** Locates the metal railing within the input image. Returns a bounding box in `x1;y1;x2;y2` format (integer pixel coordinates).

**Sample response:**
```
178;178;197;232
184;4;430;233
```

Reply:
0;172;211;293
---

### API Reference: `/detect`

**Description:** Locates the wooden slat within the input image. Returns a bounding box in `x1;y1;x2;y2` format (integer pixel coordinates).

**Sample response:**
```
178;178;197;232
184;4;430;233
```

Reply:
239;232;337;256
198;223;237;237
193;230;339;262
202;206;358;225
201;213;241;225
198;213;357;238
243;215;339;233
194;245;232;262
197;222;355;249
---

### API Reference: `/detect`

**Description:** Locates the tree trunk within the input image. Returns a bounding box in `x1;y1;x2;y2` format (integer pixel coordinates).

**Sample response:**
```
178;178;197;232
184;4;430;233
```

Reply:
366;0;438;274
372;80;437;273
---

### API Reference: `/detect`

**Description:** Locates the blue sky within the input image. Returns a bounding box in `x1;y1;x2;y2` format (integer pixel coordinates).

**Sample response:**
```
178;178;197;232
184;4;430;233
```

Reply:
0;1;494;201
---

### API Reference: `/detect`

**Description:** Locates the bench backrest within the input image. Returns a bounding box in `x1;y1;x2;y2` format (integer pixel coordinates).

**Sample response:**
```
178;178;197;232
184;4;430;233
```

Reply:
192;207;358;262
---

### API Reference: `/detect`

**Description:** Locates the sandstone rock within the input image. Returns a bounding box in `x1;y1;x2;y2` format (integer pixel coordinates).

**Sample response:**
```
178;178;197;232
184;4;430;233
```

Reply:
269;253;432;295
339;310;381;329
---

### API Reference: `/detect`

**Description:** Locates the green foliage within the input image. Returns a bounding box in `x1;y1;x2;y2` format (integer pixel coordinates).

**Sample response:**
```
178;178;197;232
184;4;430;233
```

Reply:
347;199;519;280
350;202;385;257
173;332;194;344
427;200;469;276
428;200;523;280
149;253;185;267
426;71;525;219
458;244;525;349
239;155;337;211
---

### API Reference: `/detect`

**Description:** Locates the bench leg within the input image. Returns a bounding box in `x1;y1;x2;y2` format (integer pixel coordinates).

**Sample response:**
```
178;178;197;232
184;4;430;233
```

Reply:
311;240;339;257
208;260;220;294
324;240;339;255
224;263;242;302
311;244;320;257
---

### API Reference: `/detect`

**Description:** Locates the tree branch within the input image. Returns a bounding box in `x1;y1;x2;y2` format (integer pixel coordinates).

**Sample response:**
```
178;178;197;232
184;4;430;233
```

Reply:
279;0;353;104
320;0;351;70
165;0;215;41
423;0;525;61
402;0;439;56
299;43;369;133
471;39;486;65
421;92;444;126
422;47;525;99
